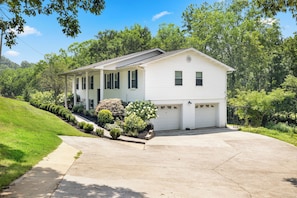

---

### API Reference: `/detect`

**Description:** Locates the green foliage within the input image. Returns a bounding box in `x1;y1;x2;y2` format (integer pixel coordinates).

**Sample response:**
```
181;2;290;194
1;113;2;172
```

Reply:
83;123;94;133
240;126;297;147
98;109;114;126
78;121;86;129
30;91;55;105
0;67;35;98
125;101;158;121
266;122;296;134
124;113;147;137
105;123;122;131
95;128;104;137
1;0;105;47
229;89;295;127
254;0;297;22
0;97;92;189
282;75;297;93
110;127;122;140
72;104;85;113
95;98;125;118
151;23;186;51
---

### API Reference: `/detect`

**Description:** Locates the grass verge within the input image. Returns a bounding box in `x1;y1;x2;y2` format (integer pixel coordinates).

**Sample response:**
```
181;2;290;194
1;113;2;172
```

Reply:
238;126;297;147
0;97;92;189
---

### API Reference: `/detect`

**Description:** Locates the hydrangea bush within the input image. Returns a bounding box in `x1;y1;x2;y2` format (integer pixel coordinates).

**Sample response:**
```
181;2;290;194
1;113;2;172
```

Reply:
125;101;158;121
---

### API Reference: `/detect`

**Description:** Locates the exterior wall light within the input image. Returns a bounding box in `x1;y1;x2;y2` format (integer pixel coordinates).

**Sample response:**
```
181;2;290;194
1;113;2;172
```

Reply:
188;101;192;104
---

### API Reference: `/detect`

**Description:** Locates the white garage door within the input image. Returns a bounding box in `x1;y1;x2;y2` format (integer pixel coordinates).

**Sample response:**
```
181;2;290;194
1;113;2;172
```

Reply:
152;105;180;131
195;104;217;128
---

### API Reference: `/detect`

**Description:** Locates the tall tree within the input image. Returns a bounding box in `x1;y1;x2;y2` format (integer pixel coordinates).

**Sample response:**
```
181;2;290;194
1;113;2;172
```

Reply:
282;34;297;76
120;24;152;54
254;0;297;22
151;23;186;51
0;0;105;47
35;53;69;100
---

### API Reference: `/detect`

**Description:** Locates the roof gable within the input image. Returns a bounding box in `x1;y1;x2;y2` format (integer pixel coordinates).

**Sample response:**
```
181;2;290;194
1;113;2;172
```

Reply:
60;47;234;75
138;48;235;72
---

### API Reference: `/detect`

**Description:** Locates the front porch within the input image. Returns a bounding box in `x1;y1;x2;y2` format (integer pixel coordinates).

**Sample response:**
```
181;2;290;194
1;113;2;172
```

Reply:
60;68;105;110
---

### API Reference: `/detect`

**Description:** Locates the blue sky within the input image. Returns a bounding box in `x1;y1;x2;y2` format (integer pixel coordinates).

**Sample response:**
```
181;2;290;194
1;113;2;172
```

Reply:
1;0;296;65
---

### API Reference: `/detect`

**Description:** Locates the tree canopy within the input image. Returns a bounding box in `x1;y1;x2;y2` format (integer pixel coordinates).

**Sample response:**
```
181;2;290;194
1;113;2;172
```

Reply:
0;0;105;47
254;0;297;22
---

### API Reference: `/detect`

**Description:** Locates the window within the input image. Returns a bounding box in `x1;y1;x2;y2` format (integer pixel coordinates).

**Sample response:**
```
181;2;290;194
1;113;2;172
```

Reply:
175;71;182;86
76;78;79;89
196;72;203;86
115;72;120;89
82;77;86;90
105;73;119;89
107;74;111;89
128;70;138;89
89;99;94;109
132;70;137;88
89;76;94;89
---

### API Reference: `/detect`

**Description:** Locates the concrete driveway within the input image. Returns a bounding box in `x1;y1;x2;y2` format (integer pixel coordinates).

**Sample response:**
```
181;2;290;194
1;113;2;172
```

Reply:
3;128;297;197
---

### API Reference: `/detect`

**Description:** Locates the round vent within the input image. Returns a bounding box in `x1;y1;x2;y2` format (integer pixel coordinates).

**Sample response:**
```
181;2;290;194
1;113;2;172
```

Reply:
186;55;191;63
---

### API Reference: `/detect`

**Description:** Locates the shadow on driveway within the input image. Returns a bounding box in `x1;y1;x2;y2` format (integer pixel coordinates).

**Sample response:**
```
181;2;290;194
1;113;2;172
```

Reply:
53;179;148;198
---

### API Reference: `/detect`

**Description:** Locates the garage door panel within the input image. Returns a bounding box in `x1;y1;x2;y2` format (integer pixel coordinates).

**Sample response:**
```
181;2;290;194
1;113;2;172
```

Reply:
152;105;180;131
195;104;217;128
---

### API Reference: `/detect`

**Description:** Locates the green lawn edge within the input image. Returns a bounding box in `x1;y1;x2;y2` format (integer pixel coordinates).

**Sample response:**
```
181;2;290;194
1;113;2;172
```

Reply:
0;97;93;189
231;125;297;147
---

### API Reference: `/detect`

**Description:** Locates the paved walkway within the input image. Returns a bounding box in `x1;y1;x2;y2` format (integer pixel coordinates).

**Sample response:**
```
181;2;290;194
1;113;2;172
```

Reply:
2;127;297;198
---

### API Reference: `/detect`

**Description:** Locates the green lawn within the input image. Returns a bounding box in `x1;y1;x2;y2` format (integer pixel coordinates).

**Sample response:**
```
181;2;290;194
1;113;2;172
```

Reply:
0;97;92;189
238;126;297;147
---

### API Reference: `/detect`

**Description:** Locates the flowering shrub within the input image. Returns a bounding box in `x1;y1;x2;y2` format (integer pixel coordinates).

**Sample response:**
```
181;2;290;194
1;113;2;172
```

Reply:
125;101;157;121
95;98;125;119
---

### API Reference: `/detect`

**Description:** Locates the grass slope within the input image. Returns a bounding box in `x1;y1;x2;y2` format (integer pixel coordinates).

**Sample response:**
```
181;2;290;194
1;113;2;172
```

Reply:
0;97;92;189
240;126;297;147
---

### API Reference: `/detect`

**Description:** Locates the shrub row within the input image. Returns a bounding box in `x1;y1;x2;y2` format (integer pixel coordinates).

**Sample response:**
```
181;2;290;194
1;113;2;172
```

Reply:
30;99;77;124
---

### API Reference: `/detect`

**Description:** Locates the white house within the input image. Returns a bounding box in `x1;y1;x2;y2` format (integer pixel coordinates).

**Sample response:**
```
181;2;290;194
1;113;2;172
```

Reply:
60;48;235;131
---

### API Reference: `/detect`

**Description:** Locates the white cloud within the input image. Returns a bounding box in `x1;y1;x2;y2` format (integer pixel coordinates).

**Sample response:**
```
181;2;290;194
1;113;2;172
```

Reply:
260;18;278;25
10;25;41;37
19;25;41;36
5;50;20;57
152;11;172;21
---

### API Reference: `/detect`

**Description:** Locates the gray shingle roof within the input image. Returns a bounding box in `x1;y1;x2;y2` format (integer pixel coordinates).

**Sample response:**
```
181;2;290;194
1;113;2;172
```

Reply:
60;47;234;75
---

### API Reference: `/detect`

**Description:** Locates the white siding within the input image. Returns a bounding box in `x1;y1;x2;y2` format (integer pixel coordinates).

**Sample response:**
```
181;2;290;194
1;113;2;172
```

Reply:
117;68;145;102
144;51;227;101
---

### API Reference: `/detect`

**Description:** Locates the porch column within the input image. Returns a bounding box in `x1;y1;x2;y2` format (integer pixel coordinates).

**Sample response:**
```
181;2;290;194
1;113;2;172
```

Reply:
85;71;89;110
64;75;68;108
100;69;104;101
73;74;77;106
